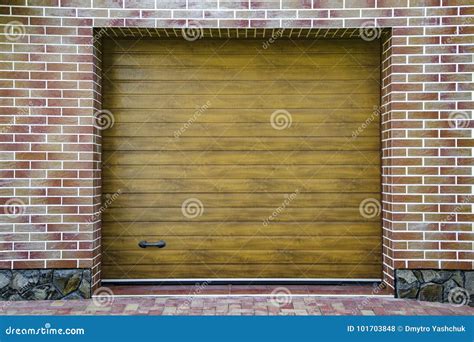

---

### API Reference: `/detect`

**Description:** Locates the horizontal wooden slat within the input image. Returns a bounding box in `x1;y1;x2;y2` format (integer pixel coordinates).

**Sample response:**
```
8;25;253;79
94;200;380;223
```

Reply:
105;66;380;81
103;53;380;67
104;94;378;109
103;179;380;193
102;137;379;151
101;264;382;279
102;236;380;251
103;250;382;265
101;222;381;237
102;207;379;222
103;151;380;165
102;123;379;137
106;109;380;124
104;81;379;96
104;192;381;208
102;165;380;179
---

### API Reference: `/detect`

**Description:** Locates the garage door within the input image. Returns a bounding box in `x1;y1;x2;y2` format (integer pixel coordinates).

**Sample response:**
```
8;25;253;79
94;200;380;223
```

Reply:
101;38;382;280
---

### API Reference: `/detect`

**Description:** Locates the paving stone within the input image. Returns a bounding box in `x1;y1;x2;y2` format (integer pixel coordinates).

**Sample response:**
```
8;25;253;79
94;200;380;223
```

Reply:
0;296;472;316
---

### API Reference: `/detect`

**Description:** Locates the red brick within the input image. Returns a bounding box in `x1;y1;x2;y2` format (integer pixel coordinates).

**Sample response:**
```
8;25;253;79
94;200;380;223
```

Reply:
282;0;311;8
13;260;45;268
94;0;123;8
426;251;456;260
46;260;78;268
407;261;439;268
440;261;472;270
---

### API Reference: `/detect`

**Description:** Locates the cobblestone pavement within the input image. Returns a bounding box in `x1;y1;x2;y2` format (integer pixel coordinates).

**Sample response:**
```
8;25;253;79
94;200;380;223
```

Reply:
1;296;472;315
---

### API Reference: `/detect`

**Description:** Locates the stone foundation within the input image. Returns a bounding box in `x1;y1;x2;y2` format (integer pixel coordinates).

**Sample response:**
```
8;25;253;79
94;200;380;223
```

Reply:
395;270;473;307
0;269;91;301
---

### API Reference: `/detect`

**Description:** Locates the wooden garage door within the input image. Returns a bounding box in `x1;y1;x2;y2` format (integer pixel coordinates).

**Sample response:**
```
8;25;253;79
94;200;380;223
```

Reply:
101;38;382;280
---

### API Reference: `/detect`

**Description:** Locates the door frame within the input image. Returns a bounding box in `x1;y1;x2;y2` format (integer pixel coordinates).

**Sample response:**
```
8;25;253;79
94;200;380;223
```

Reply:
93;27;393;289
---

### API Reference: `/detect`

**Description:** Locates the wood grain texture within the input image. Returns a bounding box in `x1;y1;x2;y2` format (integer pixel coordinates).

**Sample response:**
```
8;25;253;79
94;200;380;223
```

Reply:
103;137;379;151
103;165;380;179
103;123;379;137
104;151;380;164
102;264;382;279
101;222;381;236
103;250;382;265
101;38;382;280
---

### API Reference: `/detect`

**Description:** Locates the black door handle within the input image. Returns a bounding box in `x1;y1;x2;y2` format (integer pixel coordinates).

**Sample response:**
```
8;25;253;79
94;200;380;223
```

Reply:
138;240;166;249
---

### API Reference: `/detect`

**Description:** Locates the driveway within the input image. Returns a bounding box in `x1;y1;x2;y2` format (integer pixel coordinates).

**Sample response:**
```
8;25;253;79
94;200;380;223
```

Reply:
1;296;472;316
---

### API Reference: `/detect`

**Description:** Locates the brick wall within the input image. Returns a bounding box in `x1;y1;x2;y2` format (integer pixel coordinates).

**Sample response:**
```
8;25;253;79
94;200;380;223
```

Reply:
0;0;472;291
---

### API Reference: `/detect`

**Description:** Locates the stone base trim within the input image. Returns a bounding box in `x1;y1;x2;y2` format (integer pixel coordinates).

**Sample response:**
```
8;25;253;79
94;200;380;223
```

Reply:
0;269;91;301
395;269;473;307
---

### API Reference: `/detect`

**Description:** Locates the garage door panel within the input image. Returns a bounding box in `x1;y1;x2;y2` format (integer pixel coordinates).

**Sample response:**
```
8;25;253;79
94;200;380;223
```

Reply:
107;109;379;123
102;207;380;222
104;193;381;208
107;66;380;82
102;264;382;279
103;137;380;151
105;94;379;109
103;236;380;251
102;38;381;280
105;81;380;96
103;123;379;137
102;222;381;237
103;165;380;179
104;151;380;166
104;53;380;68
103;250;382;265
103;179;380;193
